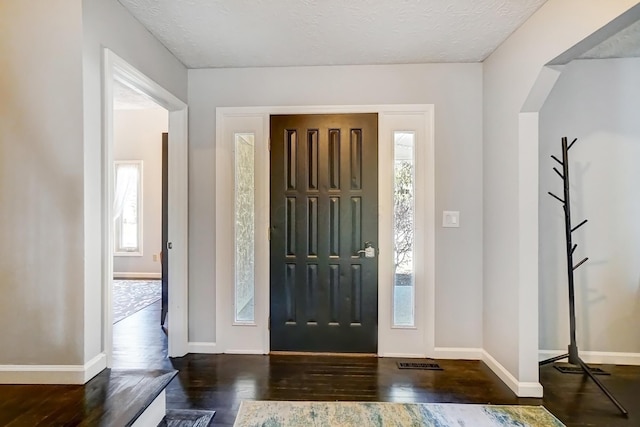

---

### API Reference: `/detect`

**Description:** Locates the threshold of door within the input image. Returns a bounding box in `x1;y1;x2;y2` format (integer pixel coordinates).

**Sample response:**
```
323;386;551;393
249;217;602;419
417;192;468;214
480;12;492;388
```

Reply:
270;351;377;357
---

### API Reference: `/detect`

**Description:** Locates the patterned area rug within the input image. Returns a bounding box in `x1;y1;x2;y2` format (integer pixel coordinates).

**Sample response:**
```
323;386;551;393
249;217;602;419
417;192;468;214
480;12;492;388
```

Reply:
113;279;161;323
233;401;565;427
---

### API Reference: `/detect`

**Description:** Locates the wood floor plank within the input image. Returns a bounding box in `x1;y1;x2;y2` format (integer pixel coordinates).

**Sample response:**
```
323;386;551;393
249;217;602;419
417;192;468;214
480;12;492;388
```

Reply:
0;300;638;426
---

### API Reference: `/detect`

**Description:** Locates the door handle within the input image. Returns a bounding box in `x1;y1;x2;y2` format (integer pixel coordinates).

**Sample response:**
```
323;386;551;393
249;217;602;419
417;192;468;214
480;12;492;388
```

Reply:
357;242;375;258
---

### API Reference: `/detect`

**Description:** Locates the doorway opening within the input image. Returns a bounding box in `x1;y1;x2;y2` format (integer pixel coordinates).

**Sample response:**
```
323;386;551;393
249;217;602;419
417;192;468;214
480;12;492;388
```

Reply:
102;49;189;367
215;105;434;358
111;84;168;366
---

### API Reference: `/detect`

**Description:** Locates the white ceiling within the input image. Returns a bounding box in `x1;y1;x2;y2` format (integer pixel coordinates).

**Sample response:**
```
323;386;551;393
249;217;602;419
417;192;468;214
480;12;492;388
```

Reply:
117;0;548;68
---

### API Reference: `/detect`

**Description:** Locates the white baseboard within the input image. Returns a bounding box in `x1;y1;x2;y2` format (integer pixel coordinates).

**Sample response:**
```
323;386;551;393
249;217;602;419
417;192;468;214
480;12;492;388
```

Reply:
482;350;543;398
84;353;107;382
381;348;482;360
0;352;107;384
224;349;267;355
113;272;161;279
187;342;267;355
187;342;220;354
539;349;640;366
433;347;482;360
132;390;166;427
379;352;428;358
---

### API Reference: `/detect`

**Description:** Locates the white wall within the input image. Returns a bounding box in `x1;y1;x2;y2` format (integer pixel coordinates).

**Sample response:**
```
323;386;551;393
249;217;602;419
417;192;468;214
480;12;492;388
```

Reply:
539;58;640;355
82;0;187;366
0;0;186;377
188;63;484;346
483;0;638;394
0;0;85;365
113;108;168;276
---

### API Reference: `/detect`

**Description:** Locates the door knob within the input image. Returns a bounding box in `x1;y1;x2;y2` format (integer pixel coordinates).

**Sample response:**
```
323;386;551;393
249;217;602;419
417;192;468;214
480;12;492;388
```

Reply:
357;242;375;258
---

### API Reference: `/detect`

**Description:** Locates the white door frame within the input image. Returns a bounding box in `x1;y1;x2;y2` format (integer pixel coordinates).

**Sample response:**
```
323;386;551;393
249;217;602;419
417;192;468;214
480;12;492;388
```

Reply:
215;105;434;357
102;49;189;365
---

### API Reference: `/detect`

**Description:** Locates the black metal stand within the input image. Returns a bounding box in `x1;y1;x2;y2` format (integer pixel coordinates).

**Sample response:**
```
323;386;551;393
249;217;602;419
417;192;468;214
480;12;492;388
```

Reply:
539;137;628;416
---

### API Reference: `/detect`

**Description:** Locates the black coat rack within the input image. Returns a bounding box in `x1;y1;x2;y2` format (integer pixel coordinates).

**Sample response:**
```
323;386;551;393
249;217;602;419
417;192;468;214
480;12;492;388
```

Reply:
539;137;628;416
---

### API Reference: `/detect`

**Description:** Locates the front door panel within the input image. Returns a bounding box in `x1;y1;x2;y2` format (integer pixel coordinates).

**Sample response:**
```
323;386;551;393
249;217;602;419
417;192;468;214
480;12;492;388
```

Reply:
270;114;378;353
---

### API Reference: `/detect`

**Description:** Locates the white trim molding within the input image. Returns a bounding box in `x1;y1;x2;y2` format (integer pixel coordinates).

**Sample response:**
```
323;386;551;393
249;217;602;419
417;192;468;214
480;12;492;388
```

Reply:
215;105;435;359
113;272;162;280
539;350;640;366
102;49;189;365
0;353;107;385
379;352;432;359
188;342;220;354
434;347;482;360
83;353;108;383
378;108;435;359
482;350;543;398
224;349;267;355
132;390;166;427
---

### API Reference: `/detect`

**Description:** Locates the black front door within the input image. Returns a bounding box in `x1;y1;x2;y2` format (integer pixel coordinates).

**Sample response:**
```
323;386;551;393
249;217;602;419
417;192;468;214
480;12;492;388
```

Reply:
270;113;378;353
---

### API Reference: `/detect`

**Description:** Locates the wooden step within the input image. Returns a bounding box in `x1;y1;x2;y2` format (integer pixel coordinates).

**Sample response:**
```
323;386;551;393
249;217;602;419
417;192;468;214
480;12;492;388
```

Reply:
85;369;178;426
0;368;177;425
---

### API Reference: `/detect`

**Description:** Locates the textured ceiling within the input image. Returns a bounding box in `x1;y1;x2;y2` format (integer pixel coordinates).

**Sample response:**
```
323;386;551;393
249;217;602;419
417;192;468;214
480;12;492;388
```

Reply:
117;0;548;68
579;18;640;60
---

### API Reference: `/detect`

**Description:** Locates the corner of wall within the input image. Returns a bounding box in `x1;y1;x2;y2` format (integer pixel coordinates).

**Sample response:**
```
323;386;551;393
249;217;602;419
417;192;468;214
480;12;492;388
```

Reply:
482;349;543;398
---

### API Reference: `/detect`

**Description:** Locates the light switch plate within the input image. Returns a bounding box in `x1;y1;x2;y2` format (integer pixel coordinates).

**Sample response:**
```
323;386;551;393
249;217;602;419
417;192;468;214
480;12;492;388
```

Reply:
443;211;460;228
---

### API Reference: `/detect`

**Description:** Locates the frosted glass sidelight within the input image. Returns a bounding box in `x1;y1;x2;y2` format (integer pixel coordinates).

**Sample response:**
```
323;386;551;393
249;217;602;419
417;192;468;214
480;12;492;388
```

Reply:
393;132;415;327
235;133;255;323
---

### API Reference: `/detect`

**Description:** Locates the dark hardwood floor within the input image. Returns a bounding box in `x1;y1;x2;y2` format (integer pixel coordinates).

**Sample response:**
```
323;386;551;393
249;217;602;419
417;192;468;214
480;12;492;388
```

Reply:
0;300;638;426
166;353;640;427
112;299;172;370
0;369;176;427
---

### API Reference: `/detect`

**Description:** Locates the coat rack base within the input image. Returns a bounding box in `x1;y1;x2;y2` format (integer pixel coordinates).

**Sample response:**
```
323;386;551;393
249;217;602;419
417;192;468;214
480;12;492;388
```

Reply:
540;346;628;416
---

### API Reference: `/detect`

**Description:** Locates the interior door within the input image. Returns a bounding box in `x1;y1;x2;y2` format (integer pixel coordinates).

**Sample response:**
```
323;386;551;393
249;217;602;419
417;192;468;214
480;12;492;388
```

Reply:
270;113;378;353
161;132;168;327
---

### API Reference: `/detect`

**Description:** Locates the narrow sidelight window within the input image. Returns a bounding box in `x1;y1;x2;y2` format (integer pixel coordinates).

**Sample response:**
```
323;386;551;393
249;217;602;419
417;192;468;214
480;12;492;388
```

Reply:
393;132;415;326
234;133;255;323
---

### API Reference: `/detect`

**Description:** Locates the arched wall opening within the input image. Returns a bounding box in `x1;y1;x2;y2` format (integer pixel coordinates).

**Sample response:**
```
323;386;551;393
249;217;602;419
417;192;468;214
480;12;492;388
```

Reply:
483;1;640;397
538;57;640;363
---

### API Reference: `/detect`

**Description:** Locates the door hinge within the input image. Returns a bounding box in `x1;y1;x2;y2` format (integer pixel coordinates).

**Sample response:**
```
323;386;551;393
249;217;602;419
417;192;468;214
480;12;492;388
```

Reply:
268;316;270;330
268;138;271;152
268;226;271;241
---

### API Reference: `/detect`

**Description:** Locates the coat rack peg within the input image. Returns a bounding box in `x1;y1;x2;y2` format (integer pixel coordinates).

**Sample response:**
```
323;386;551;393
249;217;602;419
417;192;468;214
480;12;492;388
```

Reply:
571;244;577;255
553;167;564;179
573;257;589;270
567;138;578;150
571;219;588;233
551;155;563;166
548;192;564;204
